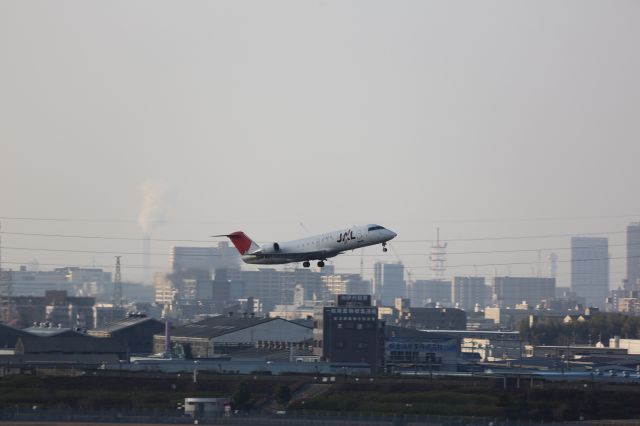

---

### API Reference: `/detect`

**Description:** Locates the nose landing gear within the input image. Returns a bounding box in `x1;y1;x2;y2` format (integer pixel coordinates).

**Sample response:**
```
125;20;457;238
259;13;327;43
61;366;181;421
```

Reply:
317;260;325;267
382;242;388;253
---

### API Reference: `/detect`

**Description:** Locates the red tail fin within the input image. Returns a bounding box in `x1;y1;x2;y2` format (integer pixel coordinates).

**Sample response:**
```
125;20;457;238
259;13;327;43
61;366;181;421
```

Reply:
225;231;255;255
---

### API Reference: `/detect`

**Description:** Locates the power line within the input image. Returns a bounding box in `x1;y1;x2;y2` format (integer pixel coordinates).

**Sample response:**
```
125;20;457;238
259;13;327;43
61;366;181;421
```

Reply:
2;254;636;273
2;240;639;258
0;229;628;244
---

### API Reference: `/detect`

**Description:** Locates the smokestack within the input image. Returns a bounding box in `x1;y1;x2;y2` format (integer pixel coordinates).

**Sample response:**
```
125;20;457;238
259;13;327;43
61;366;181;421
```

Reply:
138;179;168;284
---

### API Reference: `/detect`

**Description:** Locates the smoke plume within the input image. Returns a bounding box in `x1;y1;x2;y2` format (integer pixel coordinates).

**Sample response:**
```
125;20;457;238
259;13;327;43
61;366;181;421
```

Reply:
138;179;169;233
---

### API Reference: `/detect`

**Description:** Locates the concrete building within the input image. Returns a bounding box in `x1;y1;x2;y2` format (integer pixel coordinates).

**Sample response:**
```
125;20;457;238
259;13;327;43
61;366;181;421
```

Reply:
7;266;111;298
409;279;451;307
7;291;94;329
154;273;175;305
452;277;489;310
170;243;241;274
492;276;555;308
419;330;522;361
153;314;312;358
374;262;405;306
400;307;466;330
571;237;609;308
14;334;128;364
627;223;640;292
322;274;370;299
183;398;231;418
385;326;459;372
315;295;385;372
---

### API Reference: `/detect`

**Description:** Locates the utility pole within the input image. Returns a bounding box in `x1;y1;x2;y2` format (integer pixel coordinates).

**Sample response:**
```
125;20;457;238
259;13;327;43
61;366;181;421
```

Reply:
113;256;122;308
0;221;13;323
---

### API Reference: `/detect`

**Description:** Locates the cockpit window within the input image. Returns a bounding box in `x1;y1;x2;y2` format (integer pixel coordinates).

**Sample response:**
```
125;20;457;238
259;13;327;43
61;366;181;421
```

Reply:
368;226;384;231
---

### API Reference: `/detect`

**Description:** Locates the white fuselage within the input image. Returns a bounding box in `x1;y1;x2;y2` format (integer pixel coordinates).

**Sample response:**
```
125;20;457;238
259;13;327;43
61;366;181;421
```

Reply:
242;224;396;265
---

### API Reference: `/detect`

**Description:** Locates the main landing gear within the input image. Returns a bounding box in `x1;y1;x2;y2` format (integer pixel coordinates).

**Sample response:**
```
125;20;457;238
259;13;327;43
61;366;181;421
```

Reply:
382;242;388;253
303;261;311;268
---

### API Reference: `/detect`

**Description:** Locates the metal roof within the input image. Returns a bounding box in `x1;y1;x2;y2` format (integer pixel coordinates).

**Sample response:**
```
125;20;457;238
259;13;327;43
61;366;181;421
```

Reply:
90;316;163;334
16;335;128;354
171;315;308;339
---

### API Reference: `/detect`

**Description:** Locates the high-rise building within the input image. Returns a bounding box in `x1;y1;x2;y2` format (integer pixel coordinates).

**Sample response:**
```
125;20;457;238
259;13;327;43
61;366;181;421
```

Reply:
373;262;405;306
627;223;640;292
571;237;609;308
492;277;555;308
409;280;451;307
170;242;241;275
452;277;489;310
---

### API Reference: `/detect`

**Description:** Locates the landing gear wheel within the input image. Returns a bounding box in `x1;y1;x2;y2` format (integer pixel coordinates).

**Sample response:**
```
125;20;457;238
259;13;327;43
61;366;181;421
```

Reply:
317;261;325;267
383;247;388;252
303;261;310;268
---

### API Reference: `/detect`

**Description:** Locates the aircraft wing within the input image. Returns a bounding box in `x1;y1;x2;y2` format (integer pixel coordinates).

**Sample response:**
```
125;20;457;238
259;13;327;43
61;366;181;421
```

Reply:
253;249;340;261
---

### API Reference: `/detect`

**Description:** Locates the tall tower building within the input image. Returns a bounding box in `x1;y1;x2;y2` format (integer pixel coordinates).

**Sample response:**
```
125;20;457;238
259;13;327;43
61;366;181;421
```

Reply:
452;276;488;310
373;262;405;306
571;237;609;308
627;223;640;292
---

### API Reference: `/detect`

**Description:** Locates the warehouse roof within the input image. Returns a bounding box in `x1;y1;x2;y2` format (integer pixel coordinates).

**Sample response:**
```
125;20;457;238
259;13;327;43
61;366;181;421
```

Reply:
16;335;128;355
170;315;310;339
89;315;164;335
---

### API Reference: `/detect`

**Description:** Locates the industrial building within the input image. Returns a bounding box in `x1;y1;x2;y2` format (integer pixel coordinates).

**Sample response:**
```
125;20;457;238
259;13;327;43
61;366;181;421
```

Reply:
10;333;129;365
6;290;94;329
88;314;166;355
153;314;312;358
400;307;466;330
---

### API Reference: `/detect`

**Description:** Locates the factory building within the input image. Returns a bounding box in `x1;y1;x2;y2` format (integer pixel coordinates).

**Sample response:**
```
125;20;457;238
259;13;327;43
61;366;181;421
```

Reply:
88;314;165;355
153;314;312;358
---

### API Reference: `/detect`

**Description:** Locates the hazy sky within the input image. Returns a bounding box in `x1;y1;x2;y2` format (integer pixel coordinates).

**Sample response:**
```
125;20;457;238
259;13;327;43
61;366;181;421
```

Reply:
1;1;639;287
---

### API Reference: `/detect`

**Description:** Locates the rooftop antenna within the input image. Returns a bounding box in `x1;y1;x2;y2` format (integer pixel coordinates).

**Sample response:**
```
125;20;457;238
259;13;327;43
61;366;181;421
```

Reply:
429;227;447;280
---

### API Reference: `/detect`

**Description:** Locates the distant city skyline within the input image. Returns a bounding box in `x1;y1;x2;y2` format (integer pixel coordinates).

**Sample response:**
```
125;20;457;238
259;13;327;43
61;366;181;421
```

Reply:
1;1;639;288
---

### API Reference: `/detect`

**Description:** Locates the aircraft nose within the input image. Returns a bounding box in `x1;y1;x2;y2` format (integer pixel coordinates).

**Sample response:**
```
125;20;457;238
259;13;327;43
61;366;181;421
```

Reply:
388;229;397;239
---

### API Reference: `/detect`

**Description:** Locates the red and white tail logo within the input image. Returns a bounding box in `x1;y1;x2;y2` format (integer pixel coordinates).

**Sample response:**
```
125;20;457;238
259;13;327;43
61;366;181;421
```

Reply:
216;231;260;255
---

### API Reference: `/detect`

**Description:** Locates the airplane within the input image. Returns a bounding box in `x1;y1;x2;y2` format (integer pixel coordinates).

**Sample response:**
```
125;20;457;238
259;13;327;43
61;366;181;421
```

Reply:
214;224;397;268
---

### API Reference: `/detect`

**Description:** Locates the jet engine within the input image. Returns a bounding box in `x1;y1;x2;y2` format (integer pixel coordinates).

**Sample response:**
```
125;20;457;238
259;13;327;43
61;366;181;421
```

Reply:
262;242;281;254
